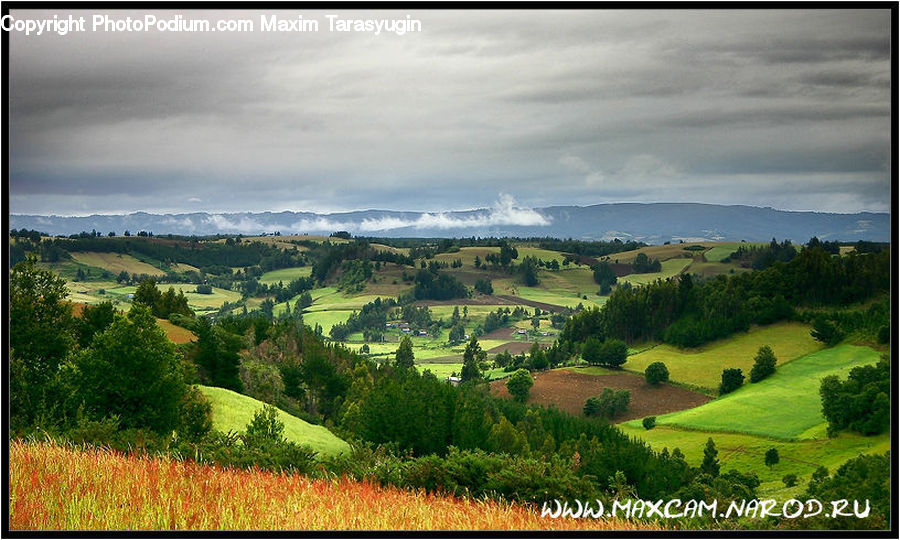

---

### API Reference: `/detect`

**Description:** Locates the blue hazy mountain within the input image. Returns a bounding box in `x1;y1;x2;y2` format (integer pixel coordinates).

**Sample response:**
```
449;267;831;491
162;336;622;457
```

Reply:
9;203;889;243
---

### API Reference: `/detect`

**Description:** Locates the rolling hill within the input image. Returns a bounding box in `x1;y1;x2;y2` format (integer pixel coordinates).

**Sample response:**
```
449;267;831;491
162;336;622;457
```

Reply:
198;386;350;456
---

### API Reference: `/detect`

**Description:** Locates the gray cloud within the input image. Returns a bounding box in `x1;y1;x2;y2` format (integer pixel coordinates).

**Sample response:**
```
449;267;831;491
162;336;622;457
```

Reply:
8;8;892;217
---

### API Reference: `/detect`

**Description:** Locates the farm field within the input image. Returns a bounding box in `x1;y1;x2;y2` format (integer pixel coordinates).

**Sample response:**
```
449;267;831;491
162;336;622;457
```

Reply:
605;243;712;264
418;363;506;380
258;266;312;284
9;441;652;531
300;310;354;335
617;424;890;495
624;321;823;392
157;319;196;344
69;251;165;276
618;257;693;286
703;242;767;263
634;345;882;440
198;386;349;456
513;285;605;309
490;368;711;421
98;283;243;313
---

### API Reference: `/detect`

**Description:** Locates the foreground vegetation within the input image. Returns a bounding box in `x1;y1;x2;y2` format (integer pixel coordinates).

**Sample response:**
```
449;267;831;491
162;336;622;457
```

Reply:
8;230;891;531
10;441;653;531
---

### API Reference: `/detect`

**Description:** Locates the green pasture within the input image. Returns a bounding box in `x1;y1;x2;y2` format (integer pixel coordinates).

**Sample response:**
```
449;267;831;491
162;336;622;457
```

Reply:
259;266;312;285
618;257;693;286
703;242;766;263
624;322;823;391
565;365;618;376
417;363;506;381
198;385;350;456
626;345;881;440
69;251;165;276
302;310;355;334
513;286;606;309
618;423;889;495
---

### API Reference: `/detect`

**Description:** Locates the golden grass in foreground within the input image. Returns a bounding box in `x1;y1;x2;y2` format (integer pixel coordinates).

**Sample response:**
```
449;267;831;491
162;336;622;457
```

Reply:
10;441;657;531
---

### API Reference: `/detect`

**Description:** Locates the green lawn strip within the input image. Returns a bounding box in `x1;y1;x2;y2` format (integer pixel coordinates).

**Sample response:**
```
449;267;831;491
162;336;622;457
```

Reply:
628;345;881;440
624;322;823;391
618;258;693;287
259;266;312;285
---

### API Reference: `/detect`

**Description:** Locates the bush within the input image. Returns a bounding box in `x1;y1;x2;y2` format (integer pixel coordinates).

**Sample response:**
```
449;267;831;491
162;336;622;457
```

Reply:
782;474;798;488
642;416;656;430
195;284;213;294
811;318;843;346
644;362;669;385
877;325;889;344
764;447;779;467
584;388;629;419
718;368;744;395
749;345;777;383
505;369;533;402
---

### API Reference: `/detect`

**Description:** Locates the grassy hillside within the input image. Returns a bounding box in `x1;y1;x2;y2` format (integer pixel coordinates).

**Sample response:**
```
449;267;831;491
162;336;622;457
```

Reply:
259;266;312;285
624;321;822;392
69;251;165;276
198;386;350;456
618;424;889;497
625;345;882;440
651;345;882;438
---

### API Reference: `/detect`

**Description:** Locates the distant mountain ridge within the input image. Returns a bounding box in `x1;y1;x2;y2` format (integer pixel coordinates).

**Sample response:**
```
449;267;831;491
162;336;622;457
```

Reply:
9;203;890;243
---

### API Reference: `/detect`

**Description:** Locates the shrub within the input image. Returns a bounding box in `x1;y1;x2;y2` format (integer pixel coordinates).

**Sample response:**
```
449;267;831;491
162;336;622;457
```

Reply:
644;362;669;385
718;368;744;395
782;474;798;488
584;388;629;419
811;318;843;346
642;416;656;430
764;447;779;468
505;369;533;402
749;345;777;383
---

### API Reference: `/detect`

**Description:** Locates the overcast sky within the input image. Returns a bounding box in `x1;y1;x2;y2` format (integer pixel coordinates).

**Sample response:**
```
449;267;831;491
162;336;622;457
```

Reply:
8;8;892;217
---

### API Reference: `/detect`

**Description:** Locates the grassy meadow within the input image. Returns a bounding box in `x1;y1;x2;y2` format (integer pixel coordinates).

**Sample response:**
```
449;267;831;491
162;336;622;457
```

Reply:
624;321;823;392
198;386;350;456
69;251;165;276
636;345;882;439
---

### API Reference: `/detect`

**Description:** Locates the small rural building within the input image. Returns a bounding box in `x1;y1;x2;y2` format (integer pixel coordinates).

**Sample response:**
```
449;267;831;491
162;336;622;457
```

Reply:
446;376;461;386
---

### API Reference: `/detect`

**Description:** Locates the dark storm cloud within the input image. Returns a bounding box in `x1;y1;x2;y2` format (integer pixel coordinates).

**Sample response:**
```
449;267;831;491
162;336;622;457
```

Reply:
8;8;892;217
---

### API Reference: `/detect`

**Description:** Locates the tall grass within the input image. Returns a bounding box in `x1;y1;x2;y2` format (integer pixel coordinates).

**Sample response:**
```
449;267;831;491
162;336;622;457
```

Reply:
10;441;656;531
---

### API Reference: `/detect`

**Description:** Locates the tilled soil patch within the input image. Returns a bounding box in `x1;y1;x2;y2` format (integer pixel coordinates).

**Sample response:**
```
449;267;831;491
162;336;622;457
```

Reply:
491;368;711;422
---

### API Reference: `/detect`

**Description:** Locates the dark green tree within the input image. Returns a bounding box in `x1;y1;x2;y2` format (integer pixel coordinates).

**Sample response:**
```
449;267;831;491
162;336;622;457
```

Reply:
719;368;744;395
597;339;628;368
395;336;415;369
764;447;780;468
506;369;533;402
644;361;669;385
75;301;118;348
10;256;75;429
701;437;720;477
191;317;243;392
71;304;188;433
460;336;486;383
133;278;162;310
749;345;777;383
811;318;843;346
